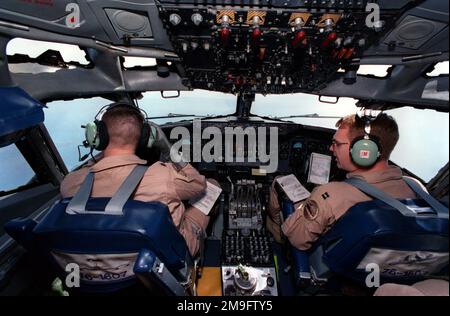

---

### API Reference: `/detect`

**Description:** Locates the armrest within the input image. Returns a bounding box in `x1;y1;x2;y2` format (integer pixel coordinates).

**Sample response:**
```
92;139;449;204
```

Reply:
281;199;311;287
4;218;37;249
134;249;190;296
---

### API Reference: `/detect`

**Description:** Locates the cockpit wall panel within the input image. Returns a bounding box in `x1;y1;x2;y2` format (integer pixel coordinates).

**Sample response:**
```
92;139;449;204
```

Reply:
0;0;448;110
0;0;174;51
364;0;449;56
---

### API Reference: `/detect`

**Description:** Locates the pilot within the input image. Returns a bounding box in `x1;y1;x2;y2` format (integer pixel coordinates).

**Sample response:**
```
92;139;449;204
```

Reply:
373;279;449;296
266;113;419;250
60;104;216;257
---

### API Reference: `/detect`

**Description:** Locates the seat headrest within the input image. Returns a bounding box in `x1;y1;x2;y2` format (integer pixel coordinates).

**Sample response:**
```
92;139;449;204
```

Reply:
33;198;189;274
314;199;449;284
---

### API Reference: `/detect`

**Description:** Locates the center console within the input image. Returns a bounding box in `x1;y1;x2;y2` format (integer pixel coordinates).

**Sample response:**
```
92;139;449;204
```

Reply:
220;178;278;296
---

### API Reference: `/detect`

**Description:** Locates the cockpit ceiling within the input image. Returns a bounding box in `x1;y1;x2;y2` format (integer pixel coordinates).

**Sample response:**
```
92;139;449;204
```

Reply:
0;0;448;111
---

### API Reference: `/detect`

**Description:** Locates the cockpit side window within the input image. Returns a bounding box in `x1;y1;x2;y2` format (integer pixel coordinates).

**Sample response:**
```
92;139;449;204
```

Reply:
7;38;90;71
44;98;107;171
0;144;36;195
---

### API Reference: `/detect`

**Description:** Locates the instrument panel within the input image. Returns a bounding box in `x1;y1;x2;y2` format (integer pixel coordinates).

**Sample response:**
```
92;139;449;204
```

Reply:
157;0;407;94
161;118;340;296
163;119;339;185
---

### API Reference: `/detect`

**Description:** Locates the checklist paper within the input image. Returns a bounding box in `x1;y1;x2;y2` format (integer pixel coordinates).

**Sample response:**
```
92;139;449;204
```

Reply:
276;174;310;203
189;182;222;215
308;153;332;185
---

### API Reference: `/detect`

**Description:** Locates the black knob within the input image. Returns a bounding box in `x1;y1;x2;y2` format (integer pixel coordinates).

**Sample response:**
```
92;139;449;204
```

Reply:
267;276;275;287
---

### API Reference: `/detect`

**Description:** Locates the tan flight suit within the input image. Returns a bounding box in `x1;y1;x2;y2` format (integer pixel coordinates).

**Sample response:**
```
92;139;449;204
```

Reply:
267;166;418;250
373;279;449;296
60;154;214;257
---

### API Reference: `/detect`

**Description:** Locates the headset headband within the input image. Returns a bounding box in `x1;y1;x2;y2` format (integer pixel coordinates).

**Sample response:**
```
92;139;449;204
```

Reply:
80;102;152;159
95;102;147;122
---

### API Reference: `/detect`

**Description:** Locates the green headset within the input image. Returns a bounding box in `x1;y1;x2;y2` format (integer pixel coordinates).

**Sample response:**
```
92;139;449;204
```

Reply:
82;102;156;152
349;114;382;168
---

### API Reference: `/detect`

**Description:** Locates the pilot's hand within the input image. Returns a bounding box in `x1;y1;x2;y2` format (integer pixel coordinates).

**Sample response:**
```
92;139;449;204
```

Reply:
148;122;188;169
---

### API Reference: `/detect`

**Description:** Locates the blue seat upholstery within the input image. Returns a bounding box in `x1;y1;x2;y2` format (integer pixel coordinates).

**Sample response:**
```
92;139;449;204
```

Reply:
0;86;44;147
281;199;312;287
282;198;449;286
5;198;195;295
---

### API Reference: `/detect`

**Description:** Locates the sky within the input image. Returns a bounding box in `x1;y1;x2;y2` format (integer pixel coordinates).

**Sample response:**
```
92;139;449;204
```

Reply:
1;38;449;192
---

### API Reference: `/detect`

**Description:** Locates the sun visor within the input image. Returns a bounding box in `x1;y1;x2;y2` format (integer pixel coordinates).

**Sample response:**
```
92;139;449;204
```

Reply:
0;87;45;146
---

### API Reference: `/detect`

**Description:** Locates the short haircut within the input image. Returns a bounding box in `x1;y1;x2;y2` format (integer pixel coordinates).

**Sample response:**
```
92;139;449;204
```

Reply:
336;113;399;160
101;105;143;150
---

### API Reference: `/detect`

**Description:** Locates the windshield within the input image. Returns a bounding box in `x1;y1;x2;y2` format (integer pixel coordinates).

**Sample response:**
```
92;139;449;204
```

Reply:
0;144;36;194
44;91;448;183
252;94;357;128
138;90;236;122
385;107;449;183
44;91;236;171
252;94;449;182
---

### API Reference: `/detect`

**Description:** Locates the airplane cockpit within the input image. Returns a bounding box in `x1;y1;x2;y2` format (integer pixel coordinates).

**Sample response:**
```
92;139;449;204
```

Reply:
0;0;448;297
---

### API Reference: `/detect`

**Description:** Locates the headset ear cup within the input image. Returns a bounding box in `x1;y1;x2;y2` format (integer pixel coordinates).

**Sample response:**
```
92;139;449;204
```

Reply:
349;136;380;167
95;120;109;151
84;122;97;149
138;122;151;151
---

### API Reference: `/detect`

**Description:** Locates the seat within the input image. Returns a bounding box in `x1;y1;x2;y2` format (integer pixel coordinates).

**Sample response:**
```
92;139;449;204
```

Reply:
310;199;447;284
5;199;195;295
0;86;44;147
5;166;195;295
282;180;449;287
